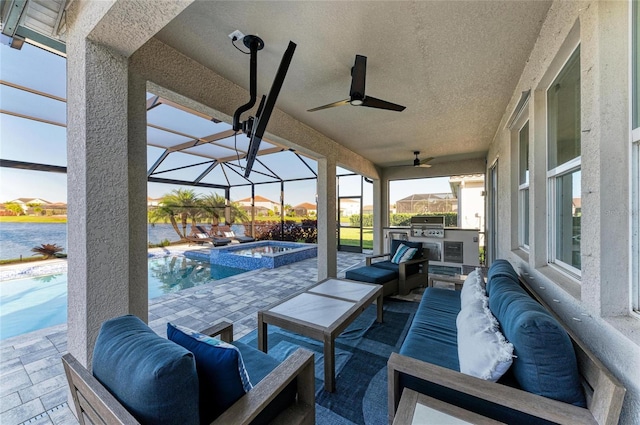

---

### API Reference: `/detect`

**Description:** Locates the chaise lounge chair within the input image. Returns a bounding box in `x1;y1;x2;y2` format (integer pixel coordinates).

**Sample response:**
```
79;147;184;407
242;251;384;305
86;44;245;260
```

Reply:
217;225;255;243
190;225;231;246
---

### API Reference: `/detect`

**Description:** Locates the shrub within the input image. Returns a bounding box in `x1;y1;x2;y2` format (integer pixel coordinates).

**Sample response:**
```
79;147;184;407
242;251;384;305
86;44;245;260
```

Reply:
31;243;64;259
252;220;317;243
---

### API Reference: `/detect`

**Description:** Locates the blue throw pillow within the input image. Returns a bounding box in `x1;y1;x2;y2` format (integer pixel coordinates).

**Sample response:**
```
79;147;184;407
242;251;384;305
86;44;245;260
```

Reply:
391;244;417;264
93;315;199;425
390;239;423;259
488;279;586;407
167;323;253;424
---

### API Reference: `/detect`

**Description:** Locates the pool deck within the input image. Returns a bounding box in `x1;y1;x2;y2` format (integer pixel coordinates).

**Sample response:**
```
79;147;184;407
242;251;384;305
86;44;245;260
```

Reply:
0;247;370;425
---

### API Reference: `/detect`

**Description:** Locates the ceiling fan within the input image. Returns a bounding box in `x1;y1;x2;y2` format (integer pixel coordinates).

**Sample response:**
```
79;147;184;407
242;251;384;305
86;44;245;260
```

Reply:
307;55;406;112
391;151;434;168
412;151;434;167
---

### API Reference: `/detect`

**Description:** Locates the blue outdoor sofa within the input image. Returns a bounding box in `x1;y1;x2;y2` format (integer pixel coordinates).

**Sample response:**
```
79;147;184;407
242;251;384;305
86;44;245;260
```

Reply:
388;260;625;425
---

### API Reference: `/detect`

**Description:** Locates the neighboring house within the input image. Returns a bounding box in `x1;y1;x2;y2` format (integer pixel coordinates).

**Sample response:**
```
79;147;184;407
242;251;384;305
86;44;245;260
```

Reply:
338;198;360;216
293;202;317;216
7;198;54;214
147;197;163;207
395;193;457;214
363;205;374;215
236;195;280;216
449;175;485;231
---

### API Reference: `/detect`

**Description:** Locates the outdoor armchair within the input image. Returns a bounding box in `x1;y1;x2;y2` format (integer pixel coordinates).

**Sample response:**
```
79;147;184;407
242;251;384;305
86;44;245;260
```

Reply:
62;318;315;425
366;239;429;295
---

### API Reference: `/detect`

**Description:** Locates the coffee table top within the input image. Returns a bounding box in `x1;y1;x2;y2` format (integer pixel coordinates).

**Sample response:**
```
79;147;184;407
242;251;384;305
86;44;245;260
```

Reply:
308;278;377;301
264;278;381;330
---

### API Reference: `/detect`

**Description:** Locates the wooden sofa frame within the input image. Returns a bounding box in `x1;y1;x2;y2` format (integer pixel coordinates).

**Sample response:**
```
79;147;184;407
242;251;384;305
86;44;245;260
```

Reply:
62;321;315;425
366;254;428;296
387;278;626;425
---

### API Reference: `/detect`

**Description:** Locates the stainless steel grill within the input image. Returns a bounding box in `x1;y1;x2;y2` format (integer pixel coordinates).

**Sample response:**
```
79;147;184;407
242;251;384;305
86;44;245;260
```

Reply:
410;216;445;238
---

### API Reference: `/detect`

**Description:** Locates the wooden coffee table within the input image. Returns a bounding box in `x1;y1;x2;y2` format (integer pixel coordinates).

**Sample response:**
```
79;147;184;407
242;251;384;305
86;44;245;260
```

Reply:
257;278;383;392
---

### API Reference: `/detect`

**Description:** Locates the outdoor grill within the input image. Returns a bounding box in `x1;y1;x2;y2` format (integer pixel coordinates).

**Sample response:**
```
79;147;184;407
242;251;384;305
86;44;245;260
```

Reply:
410;216;445;238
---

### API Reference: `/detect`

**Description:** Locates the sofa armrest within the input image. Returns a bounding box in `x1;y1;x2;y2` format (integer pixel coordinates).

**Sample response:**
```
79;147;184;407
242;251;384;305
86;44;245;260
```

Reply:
201;321;233;342
366;253;390;266
398;257;428;279
62;353;141;425
212;348;315;425
387;352;597;425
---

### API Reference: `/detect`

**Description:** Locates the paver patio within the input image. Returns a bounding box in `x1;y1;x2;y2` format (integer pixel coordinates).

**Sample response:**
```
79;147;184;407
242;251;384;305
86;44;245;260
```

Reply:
0;250;368;425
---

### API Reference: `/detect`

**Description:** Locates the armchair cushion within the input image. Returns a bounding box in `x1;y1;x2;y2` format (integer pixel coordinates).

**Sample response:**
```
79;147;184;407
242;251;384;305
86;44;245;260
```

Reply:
372;260;421;276
345;265;398;284
232;341;298;425
93;315;199;425
167;323;252;423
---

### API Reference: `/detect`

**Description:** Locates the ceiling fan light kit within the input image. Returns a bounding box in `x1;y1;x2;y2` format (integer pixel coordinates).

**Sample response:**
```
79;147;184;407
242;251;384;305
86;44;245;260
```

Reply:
308;54;406;112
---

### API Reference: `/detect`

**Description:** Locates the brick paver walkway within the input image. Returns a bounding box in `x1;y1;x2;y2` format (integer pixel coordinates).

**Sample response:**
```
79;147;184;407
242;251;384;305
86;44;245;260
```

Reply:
0;250;367;425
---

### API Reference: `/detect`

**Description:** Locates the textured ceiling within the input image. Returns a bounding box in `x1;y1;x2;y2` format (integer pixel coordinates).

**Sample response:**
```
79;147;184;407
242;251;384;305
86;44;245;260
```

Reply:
155;1;551;168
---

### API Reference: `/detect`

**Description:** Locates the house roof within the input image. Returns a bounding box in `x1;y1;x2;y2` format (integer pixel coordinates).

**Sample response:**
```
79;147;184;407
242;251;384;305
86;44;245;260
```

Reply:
9;198;52;204
237;195;278;204
294;202;317;209
396;193;456;202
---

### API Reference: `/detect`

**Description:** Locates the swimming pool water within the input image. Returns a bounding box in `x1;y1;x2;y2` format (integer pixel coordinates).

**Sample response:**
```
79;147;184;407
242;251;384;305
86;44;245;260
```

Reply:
233;245;295;258
0;256;246;340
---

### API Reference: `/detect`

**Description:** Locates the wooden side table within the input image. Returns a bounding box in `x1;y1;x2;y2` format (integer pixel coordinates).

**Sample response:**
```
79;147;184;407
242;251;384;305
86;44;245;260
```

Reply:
428;274;467;291
392;389;505;425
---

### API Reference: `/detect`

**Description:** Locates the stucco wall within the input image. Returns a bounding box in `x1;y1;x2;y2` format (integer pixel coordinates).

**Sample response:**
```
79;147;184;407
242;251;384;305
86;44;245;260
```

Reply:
486;1;639;422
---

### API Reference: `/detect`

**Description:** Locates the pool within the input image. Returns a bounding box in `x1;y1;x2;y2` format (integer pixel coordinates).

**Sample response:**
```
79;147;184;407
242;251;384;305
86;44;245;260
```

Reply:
0;255;246;340
195;240;317;270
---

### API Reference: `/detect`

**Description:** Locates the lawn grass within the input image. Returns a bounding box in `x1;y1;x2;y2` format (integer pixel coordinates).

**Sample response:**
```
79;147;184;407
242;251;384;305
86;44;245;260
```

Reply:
339;227;373;249
0;216;67;223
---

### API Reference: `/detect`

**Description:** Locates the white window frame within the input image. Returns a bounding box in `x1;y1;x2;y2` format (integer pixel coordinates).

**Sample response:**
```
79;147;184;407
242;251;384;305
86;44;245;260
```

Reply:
631;0;640;312
518;121;530;251
546;44;582;278
547;158;581;277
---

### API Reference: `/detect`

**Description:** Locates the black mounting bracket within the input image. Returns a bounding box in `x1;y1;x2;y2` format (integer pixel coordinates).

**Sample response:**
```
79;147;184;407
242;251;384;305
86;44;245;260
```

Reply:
232;35;265;133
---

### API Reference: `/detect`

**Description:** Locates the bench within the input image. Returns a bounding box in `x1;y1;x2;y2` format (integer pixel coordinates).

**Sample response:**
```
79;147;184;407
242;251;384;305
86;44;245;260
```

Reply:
388;260;625;425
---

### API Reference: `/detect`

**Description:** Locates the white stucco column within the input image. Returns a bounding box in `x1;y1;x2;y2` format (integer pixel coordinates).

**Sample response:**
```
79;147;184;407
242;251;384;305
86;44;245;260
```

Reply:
373;178;384;255
580;0;630;316
66;37;148;367
64;0;193;368
317;157;337;279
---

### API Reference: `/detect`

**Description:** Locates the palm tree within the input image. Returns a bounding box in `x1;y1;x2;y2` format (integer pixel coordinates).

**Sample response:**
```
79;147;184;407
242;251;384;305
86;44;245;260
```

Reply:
200;193;250;225
149;189;201;240
200;193;226;225
229;201;249;224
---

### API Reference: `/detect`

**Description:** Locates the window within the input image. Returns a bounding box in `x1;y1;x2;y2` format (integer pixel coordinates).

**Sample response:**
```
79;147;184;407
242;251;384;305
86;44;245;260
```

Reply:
519;122;530;249
547;46;581;275
632;0;640;311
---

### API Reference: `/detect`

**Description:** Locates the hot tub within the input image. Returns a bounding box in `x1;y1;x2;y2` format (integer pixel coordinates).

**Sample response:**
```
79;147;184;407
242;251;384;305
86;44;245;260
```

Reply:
207;240;317;270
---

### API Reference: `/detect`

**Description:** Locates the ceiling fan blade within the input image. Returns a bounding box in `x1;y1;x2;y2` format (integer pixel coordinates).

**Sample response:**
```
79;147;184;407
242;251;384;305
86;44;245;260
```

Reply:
349;55;367;100
361;96;406;112
416;163;432;168
420;157;435;164
307;99;350;112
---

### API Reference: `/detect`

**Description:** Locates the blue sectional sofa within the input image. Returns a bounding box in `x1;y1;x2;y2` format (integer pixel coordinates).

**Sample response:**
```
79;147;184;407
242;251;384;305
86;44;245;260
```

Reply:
388;260;625;425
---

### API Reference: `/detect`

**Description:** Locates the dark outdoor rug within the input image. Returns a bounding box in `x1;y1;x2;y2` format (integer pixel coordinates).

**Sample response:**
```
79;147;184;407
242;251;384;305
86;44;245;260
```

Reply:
237;298;418;425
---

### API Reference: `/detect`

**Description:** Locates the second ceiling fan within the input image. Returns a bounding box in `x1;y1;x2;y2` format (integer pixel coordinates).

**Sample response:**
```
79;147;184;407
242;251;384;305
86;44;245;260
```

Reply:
307;55;406;112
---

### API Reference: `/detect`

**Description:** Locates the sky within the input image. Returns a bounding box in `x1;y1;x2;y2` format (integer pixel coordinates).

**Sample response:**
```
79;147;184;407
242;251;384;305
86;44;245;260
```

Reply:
0;42;453;207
